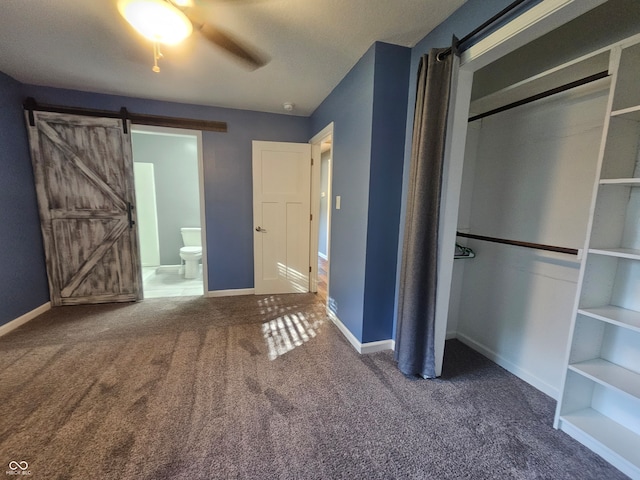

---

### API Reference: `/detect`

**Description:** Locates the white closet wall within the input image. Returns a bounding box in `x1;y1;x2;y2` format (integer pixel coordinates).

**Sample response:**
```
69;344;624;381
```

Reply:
450;81;609;398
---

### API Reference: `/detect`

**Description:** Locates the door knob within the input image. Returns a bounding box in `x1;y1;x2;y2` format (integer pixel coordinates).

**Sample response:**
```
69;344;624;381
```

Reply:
255;226;267;233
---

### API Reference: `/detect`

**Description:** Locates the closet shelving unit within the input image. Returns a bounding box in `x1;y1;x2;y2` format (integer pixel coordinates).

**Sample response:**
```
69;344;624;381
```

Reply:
555;37;640;480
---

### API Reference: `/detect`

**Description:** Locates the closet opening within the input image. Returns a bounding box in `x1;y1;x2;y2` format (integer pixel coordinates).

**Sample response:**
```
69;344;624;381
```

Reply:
439;0;640;475
446;0;640;397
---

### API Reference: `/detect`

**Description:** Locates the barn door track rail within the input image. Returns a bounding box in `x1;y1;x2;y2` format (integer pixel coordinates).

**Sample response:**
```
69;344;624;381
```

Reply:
24;97;227;133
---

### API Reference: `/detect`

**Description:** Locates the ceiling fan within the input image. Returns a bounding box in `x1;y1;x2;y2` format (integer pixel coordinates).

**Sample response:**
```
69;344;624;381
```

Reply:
118;0;268;72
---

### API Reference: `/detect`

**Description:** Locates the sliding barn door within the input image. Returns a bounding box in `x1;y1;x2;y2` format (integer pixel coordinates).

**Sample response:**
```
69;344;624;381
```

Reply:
26;111;142;306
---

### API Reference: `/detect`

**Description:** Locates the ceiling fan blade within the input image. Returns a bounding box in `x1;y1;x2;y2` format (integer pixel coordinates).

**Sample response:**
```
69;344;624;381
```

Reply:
168;1;269;69
195;22;268;69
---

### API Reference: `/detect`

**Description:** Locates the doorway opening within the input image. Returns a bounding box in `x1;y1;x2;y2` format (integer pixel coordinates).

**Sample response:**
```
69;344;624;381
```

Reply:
310;123;334;305
131;126;207;298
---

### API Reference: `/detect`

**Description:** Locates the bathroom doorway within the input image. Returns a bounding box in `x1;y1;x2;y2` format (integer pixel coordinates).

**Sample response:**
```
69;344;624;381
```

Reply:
310;124;333;305
131;126;207;298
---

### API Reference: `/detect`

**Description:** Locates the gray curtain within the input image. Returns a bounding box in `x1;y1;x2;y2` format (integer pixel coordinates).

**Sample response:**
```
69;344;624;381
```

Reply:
395;47;456;378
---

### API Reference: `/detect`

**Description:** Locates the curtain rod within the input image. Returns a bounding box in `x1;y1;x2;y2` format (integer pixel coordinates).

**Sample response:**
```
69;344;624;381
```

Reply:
468;70;609;122
440;0;530;59
23;97;227;133
456;232;578;255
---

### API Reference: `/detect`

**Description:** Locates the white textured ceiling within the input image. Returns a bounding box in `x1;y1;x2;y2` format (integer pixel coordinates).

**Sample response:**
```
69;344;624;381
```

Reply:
0;0;466;116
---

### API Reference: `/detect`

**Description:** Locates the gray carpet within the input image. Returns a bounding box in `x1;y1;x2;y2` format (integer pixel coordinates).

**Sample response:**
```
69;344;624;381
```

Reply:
0;294;626;479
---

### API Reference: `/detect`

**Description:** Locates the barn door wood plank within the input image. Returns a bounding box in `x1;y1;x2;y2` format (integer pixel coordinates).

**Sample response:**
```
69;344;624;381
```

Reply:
50;210;122;220
37;120;127;210
25;113;60;303
60;218;129;298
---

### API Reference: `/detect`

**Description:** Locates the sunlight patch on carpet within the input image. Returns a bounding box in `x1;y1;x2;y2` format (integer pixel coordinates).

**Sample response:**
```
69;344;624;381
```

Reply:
262;312;324;360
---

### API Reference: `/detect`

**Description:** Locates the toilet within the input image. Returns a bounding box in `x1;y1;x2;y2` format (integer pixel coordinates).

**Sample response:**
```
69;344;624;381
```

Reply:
179;227;202;279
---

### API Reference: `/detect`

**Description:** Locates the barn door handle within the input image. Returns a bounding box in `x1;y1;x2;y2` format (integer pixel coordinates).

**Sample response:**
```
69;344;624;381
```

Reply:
127;202;135;229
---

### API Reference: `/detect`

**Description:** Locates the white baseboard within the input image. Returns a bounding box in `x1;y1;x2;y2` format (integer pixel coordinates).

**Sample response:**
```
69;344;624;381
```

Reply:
361;339;395;354
318;252;328;261
326;309;394;354
206;288;255;297
446;331;457;340
0;302;51;338
456;332;559;399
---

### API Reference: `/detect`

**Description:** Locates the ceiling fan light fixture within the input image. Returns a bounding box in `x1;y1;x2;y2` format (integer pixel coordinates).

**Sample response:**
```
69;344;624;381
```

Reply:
118;0;193;45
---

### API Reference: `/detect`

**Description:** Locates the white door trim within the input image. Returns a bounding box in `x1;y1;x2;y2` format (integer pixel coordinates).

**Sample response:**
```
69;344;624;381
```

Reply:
131;125;208;294
310;123;334;300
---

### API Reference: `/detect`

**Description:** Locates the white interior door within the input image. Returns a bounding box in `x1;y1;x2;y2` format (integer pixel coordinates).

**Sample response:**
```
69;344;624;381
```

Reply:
253;141;311;294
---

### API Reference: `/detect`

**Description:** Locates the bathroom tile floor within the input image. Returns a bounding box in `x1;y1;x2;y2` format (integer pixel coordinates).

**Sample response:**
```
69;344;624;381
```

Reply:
142;266;204;299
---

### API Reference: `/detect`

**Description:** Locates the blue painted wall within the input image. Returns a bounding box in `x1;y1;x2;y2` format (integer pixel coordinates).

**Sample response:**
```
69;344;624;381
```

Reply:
311;42;410;343
21;84;310;292
0;72;49;326
393;0;526;339
362;43;411;343
310;45;376;341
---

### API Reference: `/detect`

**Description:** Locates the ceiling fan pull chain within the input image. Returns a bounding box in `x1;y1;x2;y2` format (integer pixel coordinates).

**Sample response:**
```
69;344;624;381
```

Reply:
152;41;161;73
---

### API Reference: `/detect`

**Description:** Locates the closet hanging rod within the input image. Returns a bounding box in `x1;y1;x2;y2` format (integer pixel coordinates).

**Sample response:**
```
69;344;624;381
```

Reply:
468;70;609;122
23;97;228;133
456;232;578;255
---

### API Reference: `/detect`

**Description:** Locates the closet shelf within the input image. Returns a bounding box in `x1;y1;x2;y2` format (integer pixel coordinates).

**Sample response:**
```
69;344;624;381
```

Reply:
569;358;640;399
588;247;640;260
556;35;640;479
611;104;640;120
560;409;640;471
599;178;640;186
578;306;640;332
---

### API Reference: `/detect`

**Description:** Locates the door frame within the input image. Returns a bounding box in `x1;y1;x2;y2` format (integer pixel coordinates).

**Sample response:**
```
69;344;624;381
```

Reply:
433;0;607;376
131;125;208;295
309;122;334;300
